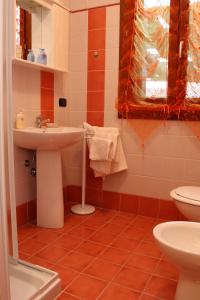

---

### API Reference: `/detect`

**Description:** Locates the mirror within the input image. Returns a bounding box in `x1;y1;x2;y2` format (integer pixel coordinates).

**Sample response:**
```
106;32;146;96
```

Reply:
15;0;52;66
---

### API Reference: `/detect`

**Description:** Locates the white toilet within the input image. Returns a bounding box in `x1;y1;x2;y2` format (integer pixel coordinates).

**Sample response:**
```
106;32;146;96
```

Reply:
170;186;200;221
153;221;200;300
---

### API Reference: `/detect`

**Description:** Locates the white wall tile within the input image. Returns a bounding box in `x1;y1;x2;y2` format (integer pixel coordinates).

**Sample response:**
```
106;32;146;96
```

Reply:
69;12;88;52
66;111;87;127
14;146;36;205
62;166;82;186
13;65;40;205
185;159;200;182
106;27;120;49
105;48;119;71
68;71;88;92
68;90;87;111
106;5;120;28
65;1;200;203
13;65;40;126
86;0;119;9
69;52;88;72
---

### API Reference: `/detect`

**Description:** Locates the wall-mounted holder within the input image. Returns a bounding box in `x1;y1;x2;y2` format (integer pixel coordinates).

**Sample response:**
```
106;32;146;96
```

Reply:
93;50;99;58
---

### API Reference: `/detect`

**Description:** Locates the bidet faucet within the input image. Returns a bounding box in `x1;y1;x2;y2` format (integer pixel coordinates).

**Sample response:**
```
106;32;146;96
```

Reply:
35;115;50;128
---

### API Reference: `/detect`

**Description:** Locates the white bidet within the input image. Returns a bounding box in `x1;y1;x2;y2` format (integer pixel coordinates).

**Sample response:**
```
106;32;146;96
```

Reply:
153;221;200;300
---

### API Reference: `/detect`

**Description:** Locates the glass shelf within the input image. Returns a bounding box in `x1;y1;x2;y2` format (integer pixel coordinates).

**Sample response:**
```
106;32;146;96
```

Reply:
12;58;66;73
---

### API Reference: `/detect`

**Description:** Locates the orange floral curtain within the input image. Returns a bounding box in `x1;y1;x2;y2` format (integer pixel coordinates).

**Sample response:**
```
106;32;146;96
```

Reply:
119;0;200;121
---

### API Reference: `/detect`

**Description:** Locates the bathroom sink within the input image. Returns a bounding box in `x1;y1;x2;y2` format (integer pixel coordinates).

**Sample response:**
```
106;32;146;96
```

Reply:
13;126;85;150
13;126;85;228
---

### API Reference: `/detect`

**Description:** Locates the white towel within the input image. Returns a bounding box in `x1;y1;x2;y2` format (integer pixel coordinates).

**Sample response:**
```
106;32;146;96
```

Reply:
83;122;119;161
83;122;128;177
89;137;113;161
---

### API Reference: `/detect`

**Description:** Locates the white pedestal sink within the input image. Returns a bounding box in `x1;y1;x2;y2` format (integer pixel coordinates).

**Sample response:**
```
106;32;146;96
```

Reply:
13;127;85;228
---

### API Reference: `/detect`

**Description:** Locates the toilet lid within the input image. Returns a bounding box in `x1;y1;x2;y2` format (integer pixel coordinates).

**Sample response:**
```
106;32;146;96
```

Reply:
175;186;200;202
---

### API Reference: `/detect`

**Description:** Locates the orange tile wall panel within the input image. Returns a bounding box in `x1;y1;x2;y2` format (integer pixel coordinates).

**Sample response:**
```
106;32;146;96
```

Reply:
87;71;105;91
87;7;106;191
87;91;105;112
88;30;106;50
41;71;54;89
64;185;185;221
87;7;106;127
40;71;54;122
88;7;106;30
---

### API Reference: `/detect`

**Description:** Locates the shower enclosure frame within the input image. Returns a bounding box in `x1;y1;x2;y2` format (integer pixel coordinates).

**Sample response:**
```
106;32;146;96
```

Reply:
0;0;13;298
0;0;27;297
0;0;61;299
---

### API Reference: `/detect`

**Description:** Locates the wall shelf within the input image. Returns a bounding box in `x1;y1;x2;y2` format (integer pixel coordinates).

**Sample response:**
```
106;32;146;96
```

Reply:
12;58;66;73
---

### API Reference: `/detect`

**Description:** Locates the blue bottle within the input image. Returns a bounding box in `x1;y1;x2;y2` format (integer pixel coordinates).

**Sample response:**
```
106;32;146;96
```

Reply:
27;49;35;62
37;48;47;65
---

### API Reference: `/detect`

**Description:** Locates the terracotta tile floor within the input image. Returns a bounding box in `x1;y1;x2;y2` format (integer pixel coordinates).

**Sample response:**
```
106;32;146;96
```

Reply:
18;209;178;300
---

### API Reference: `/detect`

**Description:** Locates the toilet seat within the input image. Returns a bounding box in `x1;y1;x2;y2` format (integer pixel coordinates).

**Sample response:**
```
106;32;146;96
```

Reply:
170;186;200;206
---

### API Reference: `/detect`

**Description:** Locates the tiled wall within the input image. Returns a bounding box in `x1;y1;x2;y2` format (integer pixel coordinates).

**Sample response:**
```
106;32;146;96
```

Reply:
87;7;106;127
13;66;39;208
40;71;54;122
13;67;55;224
13;0;200;224
63;1;200;212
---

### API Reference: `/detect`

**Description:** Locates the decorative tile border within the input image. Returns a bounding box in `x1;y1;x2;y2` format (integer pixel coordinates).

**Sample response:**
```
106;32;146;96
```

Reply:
40;71;54;122
17;185;185;227
64;185;185;221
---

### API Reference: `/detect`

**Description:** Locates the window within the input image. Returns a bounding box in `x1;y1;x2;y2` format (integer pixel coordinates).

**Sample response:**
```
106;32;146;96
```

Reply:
118;0;200;120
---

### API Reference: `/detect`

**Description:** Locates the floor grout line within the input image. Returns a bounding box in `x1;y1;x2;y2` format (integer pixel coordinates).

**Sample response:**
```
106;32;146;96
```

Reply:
17;211;178;300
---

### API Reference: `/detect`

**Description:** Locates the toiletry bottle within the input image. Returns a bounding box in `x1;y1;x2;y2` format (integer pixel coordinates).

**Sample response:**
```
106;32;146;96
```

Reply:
27;49;35;62
16;111;25;129
37;48;47;65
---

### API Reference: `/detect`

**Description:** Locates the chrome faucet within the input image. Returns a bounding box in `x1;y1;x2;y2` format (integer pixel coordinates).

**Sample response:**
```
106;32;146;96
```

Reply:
35;115;50;128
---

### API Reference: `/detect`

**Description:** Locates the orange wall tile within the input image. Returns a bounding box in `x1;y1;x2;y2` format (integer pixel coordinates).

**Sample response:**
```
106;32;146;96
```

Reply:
88;7;106;30
88;50;105;71
64;185;185;221
86;7;106;189
41;71;54;89
88;71;105;91
88;29;106;50
101;191;121;210
87;111;104;126
138;196;160;218
41;88;54;111
40;71;54;122
87;91;105;112
120;194;139;214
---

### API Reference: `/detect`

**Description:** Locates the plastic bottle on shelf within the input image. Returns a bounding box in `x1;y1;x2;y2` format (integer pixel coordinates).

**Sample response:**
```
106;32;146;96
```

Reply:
37;48;47;65
15;111;25;129
27;49;35;62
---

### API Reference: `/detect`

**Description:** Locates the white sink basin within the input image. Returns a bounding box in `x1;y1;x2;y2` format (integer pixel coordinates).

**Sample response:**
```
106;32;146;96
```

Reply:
13;127;84;150
13;126;85;228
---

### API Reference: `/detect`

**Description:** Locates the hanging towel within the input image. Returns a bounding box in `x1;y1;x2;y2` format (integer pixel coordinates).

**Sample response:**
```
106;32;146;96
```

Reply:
88;137;113;161
83;122;128;177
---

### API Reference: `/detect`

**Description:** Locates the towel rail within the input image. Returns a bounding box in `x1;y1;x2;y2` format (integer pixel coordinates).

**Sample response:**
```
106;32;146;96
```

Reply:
71;131;95;215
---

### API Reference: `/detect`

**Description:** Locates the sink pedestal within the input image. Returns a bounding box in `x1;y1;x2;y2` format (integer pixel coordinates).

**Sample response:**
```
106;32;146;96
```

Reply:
37;150;64;228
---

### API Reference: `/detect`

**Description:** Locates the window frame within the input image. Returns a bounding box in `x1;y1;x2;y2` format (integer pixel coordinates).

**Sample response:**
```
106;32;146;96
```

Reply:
118;0;200;120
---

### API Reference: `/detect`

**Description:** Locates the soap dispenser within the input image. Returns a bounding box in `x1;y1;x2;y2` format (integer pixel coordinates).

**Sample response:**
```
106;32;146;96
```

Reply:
16;111;25;129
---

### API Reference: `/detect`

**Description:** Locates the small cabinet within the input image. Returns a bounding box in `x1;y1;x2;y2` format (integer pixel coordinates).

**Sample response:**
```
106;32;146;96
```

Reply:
52;4;69;72
14;0;69;72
